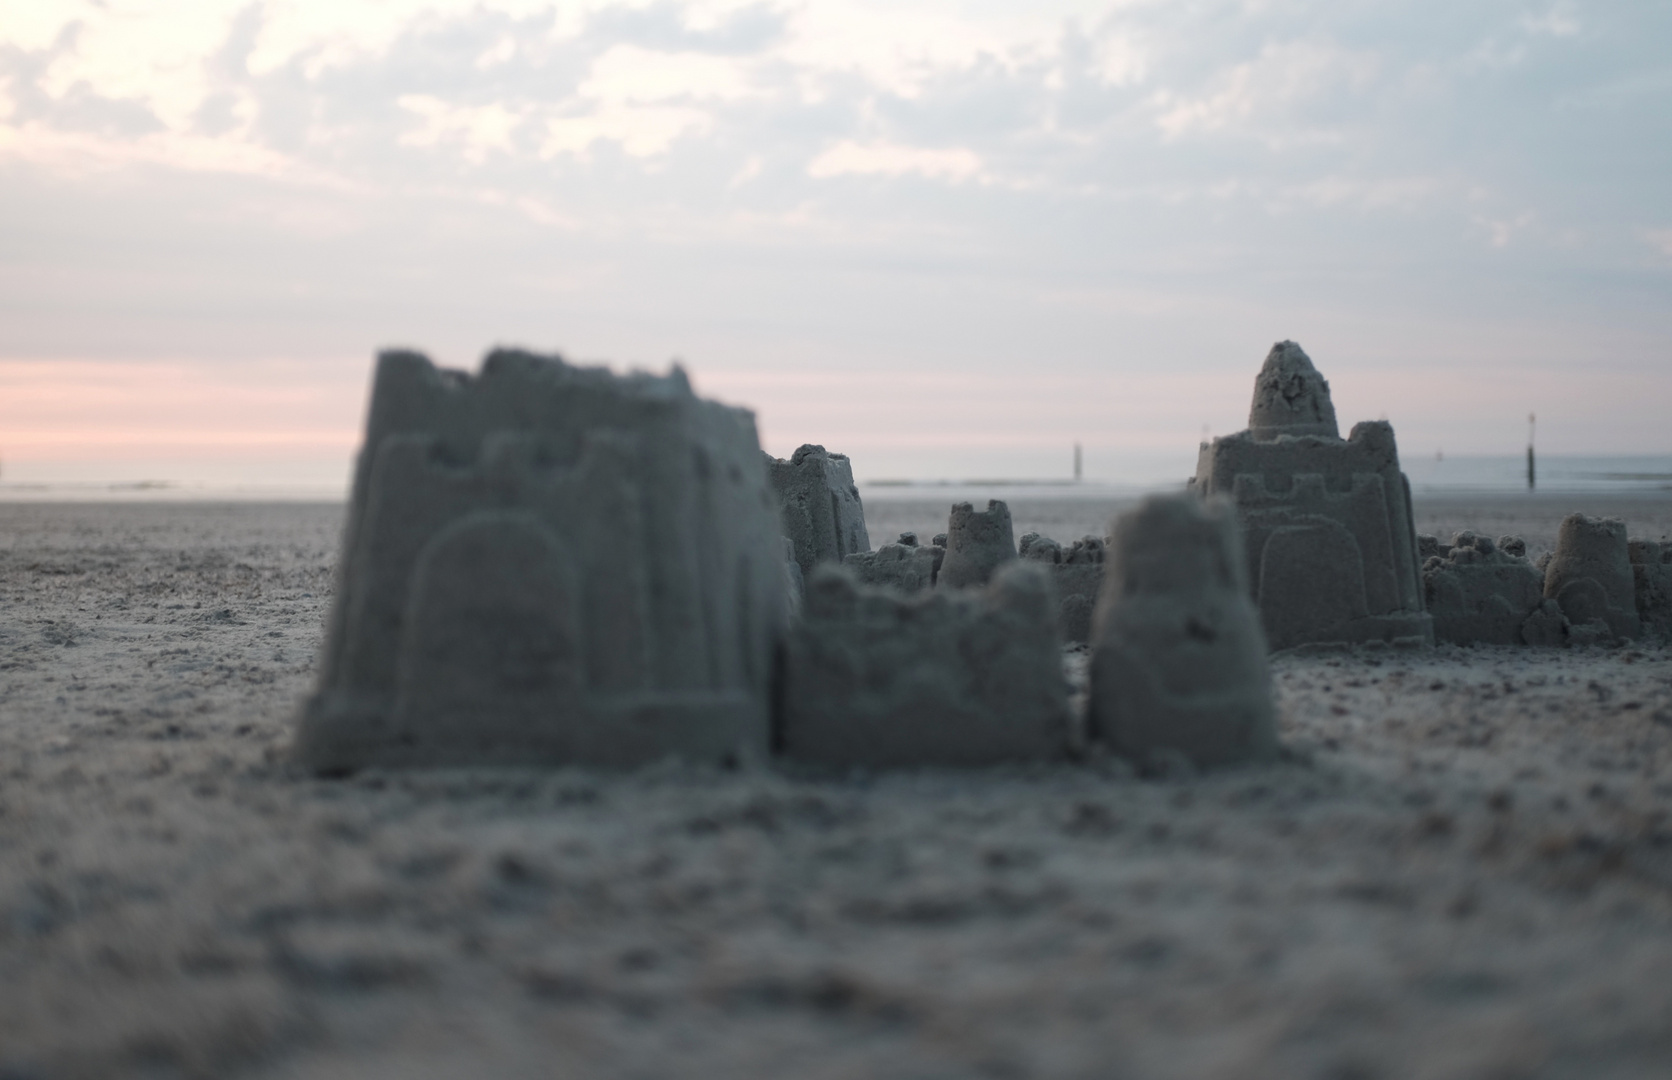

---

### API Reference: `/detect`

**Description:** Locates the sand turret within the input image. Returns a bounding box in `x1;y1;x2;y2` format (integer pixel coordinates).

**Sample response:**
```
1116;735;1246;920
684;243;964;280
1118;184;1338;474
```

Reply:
1248;340;1339;440
938;500;1018;589
1088;494;1276;768
766;444;869;585
1545;514;1641;642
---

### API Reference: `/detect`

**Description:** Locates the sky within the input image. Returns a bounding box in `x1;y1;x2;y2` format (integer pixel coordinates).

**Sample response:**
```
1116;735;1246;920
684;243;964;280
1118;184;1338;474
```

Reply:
1;0;1669;491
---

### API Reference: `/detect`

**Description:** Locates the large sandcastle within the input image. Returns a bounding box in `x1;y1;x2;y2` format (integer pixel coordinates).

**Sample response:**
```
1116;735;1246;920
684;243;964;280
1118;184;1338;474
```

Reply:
1191;342;1432;651
292;349;787;771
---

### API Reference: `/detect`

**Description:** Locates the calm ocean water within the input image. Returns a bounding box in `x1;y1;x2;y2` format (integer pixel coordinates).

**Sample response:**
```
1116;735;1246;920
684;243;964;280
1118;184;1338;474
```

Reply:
861;453;1672;502
1;454;1666;504
1401;454;1672;494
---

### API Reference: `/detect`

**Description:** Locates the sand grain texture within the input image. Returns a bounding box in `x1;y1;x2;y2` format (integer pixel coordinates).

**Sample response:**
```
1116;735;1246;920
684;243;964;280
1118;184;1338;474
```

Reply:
2;500;1672;1079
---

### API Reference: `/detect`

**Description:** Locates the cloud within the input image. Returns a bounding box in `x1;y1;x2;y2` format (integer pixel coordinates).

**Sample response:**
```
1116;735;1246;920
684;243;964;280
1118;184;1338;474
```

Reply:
1149;38;1378;143
1475;212;1533;248
807;139;982;182
397;94;523;161
1;0;1670;482
541;102;712;158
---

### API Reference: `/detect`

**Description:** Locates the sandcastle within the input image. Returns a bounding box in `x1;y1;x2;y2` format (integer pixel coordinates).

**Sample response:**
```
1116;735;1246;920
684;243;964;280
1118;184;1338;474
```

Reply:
1421;532;1553;646
1019;532;1106;643
1191;341;1431;651
1545;514;1641;643
780;562;1071;767
767;444;869;585
1088;495;1277;768
292;348;787;771
938;500;1018;589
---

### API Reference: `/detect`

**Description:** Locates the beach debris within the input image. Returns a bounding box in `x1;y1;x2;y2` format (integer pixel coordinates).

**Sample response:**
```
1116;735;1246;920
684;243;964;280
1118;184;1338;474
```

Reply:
1545;514;1641;643
1629;538;1672;639
937;499;1018;589
842;531;938;592
1191;341;1432;651
292;348;787;770
780;562;1071;767
1422;531;1550;646
1088;494;1277;768
767;444;869;588
1019;532;1107;643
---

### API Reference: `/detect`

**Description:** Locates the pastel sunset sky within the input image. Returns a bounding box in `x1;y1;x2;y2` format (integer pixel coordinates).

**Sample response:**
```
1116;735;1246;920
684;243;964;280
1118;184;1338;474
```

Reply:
2;0;1668;490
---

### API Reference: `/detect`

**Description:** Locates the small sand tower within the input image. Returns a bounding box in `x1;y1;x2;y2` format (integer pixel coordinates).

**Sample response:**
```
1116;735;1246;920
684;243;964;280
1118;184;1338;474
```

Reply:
1191;342;1431;651
938;500;1019;589
1088;495;1277;768
766;444;869;585
1546;514;1641;642
292;348;787;771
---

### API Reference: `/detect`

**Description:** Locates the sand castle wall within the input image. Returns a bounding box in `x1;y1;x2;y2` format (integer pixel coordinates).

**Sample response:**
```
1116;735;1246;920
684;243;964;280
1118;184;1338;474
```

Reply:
1421;532;1550;646
780;562;1070;767
1019;532;1106;644
293;348;786;770
843;532;938;592
1630;539;1672;639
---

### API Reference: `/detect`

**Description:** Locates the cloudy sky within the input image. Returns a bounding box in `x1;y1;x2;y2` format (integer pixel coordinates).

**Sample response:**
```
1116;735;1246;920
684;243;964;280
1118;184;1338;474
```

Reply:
1;0;1668;489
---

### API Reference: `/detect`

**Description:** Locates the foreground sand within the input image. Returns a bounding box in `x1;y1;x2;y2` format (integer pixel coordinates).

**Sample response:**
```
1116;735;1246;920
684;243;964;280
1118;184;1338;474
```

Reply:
2;498;1670;1079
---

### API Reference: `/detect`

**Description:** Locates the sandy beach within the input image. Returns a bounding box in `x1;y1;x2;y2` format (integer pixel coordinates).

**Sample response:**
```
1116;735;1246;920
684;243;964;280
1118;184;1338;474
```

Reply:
2;494;1671;1079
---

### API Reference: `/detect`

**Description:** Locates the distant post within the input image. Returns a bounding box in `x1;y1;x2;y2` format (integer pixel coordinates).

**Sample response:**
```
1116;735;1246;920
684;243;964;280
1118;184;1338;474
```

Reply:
1527;412;1536;491
1073;442;1082;483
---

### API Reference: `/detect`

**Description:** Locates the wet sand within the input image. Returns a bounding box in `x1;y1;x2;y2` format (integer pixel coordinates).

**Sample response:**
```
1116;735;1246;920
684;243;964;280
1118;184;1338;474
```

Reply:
2;496;1670;1079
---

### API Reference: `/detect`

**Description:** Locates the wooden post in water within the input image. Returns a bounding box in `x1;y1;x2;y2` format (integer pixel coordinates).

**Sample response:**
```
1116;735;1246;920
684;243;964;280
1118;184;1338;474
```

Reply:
1527;412;1536;491
1074;442;1082;483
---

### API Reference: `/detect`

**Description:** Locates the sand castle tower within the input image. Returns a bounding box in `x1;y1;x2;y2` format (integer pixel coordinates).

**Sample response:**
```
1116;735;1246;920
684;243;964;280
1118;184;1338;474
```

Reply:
292;348;787;771
767;444;869;584
1546;514;1641;641
1248;340;1339;439
1191;342;1431;651
1088;495;1277;768
938;500;1018;589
